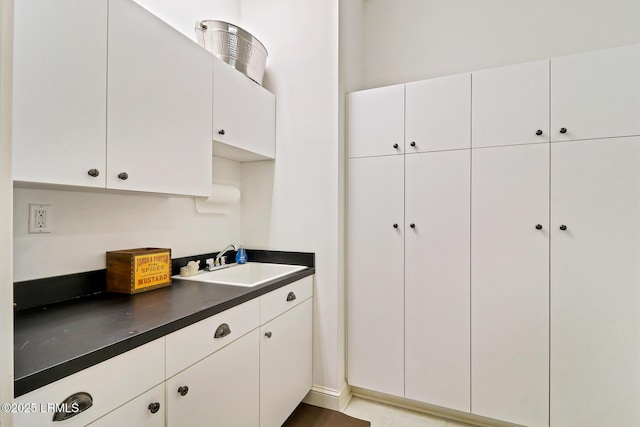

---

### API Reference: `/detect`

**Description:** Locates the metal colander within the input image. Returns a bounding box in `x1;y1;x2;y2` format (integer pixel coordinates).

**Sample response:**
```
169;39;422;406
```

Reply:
195;20;268;85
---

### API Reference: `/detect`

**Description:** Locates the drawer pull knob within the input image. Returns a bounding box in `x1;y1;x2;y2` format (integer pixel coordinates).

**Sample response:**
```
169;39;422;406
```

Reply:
393;143;399;149
218;129;225;135
214;323;231;339
286;292;297;302
535;224;543;230
52;392;93;421
87;169;100;177
410;141;416;147
178;386;189;396
117;172;128;180
148;402;161;414
536;129;543;136
265;331;272;338
560;127;567;134
560;224;568;231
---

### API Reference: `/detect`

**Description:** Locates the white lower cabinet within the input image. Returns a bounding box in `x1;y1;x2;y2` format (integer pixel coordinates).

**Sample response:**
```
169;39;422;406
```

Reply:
166;329;260;427
87;384;165;427
14;276;313;427
260;298;313;427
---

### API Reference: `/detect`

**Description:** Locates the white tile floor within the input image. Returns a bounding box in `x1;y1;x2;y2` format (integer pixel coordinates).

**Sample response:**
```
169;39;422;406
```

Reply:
343;397;475;427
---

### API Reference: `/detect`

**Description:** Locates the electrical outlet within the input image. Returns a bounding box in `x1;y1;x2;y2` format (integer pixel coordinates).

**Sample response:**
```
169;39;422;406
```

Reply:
29;204;52;234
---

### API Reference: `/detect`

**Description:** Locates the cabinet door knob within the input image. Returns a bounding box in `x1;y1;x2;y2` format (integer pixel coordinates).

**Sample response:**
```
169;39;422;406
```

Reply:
536;130;543;136
410;223;416;228
535;224;543;230
560;224;567;231
178;386;189;396
393;143;399;149
87;169;100;177
286;292;297;302
393;223;398;229
559;128;567;134
148;402;161;414
117;172;128;180
214;323;231;339
218;129;225;135
265;331;272;338
52;392;93;421
410;141;416;147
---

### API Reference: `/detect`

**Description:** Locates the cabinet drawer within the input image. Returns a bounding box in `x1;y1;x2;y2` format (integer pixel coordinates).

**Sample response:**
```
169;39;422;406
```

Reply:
88;383;165;427
13;338;164;427
165;298;259;377
260;276;313;324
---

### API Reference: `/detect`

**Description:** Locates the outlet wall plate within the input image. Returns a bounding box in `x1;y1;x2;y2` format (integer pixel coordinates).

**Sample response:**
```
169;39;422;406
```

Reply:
29;204;52;233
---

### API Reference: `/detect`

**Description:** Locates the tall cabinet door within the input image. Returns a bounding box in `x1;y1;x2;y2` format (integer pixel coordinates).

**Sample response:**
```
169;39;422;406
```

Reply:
347;85;405;158
472;60;549;148
12;0;107;187
471;144;550;427
550;137;640;427
405;150;470;412
551;44;640;142
347;155;404;397
107;0;213;196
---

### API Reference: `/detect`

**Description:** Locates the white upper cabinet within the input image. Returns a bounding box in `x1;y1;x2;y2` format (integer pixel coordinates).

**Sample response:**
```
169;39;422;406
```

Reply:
212;57;276;161
107;0;212;196
405;74;471;152
472;60;550;148
551;44;640;142
12;0;108;187
348;84;405;158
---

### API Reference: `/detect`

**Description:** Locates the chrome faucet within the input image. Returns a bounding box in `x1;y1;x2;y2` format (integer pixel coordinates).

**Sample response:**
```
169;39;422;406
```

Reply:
215;243;238;265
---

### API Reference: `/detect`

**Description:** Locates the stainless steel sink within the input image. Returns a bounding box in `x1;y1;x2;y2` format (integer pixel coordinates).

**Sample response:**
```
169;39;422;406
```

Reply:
173;262;306;287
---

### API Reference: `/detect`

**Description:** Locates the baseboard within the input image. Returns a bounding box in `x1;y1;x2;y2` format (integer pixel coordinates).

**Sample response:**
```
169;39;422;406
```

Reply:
350;386;524;427
303;382;352;412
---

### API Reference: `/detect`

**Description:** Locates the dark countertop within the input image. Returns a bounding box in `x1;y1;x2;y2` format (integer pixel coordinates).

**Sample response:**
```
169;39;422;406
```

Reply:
14;252;314;397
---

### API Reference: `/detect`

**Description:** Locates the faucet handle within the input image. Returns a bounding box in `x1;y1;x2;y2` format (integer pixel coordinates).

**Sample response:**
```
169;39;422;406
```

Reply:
219;256;227;265
205;258;215;270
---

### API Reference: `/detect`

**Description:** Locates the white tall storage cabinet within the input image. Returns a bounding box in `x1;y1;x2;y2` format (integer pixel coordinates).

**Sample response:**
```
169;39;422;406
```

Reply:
348;43;640;427
347;74;472;410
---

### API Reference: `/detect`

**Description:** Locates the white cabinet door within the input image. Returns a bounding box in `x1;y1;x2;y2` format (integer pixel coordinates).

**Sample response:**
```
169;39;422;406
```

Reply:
88;384;164;427
12;0;107;187
347;155;404;397
405;150;470;411
107;0;212;196
166;329;259;427
471;144;549;427
551;44;640;142
347;85;405;158
406;74;471;152
212;57;275;161
550;137;640;427
472;60;549;148
260;298;313;427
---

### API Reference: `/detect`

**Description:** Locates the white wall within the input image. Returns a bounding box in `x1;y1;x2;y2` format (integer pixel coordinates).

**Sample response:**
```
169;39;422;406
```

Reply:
0;0;14;423
362;0;640;88
239;0;344;400
132;0;241;42
13;157;242;282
